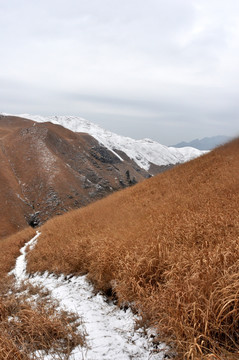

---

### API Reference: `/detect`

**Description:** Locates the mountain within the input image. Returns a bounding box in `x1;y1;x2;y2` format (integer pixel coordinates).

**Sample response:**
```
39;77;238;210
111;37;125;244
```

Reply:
25;137;239;358
0;114;205;239
2;136;238;358
0;115;148;238
173;135;232;150
16;114;206;172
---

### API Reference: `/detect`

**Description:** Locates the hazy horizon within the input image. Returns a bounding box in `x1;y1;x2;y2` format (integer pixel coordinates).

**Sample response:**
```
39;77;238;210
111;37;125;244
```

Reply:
1;0;239;144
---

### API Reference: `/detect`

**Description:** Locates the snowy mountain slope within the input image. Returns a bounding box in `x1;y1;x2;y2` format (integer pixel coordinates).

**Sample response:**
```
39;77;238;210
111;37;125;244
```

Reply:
15;114;206;171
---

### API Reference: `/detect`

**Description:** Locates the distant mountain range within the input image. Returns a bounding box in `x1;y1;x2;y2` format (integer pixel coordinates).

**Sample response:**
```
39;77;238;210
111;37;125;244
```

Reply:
172;135;232;150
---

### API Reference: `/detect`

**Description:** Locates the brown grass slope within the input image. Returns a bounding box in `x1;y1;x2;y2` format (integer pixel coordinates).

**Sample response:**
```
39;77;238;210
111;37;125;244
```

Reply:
0;115;152;239
0;227;36;279
25;138;239;359
0;117;34;238
0;224;85;359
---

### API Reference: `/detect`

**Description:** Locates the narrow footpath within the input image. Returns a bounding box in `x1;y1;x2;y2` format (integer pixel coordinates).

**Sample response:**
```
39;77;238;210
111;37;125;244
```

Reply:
10;232;167;360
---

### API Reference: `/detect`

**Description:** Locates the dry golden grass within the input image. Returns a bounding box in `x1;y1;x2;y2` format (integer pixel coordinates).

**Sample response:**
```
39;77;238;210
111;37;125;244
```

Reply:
0;227;85;359
23;138;239;358
0;279;85;359
0;227;35;278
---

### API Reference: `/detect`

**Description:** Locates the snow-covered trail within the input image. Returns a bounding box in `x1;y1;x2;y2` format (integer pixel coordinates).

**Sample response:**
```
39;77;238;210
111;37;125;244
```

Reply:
10;230;41;284
10;233;167;360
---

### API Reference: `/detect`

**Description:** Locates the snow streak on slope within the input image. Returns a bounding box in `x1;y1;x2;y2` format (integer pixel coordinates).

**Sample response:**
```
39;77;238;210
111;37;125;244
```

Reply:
16;114;206;171
10;234;168;360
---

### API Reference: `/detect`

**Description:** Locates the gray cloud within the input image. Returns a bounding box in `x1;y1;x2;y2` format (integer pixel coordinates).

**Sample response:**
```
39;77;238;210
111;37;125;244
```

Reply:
0;0;239;144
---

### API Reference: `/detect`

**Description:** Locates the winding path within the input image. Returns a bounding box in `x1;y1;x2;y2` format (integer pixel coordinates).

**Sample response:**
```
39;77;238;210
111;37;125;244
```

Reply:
10;232;167;360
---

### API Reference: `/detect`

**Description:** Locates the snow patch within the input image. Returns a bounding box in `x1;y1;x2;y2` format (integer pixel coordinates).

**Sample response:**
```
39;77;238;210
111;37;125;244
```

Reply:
10;233;168;360
9;231;40;285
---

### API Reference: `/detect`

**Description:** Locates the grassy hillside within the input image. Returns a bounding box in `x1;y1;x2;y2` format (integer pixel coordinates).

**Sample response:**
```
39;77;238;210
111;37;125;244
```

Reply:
0;115;153;240
12;138;239;358
0;227;35;278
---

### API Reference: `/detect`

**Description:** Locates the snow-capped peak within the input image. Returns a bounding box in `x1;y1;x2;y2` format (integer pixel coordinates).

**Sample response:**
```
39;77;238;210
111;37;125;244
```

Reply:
10;114;206;171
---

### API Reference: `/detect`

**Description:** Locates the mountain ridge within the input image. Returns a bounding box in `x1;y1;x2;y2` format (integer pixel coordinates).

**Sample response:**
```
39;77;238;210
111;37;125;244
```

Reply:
14;113;206;171
172;135;232;150
0;114;206;239
0;115;151;238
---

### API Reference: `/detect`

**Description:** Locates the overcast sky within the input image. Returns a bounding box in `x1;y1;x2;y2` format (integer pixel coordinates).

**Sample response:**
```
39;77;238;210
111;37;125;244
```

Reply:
0;0;239;144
